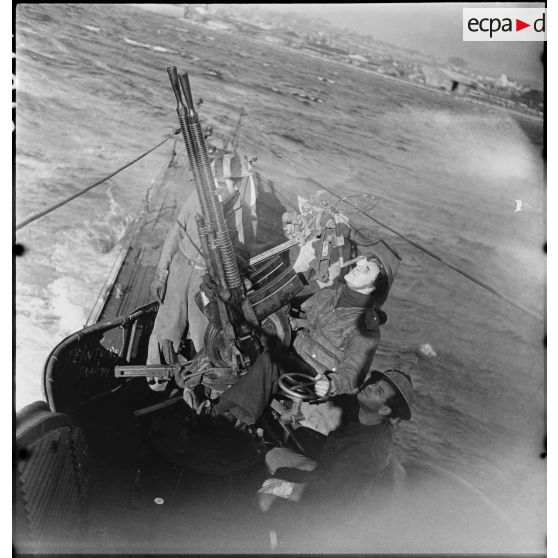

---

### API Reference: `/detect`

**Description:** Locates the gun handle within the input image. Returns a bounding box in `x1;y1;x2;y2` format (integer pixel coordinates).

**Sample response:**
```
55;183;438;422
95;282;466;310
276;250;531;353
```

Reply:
115;364;176;379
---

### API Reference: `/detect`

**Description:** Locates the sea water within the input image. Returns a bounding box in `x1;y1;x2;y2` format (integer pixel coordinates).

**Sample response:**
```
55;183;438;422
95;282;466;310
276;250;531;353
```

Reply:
15;4;545;547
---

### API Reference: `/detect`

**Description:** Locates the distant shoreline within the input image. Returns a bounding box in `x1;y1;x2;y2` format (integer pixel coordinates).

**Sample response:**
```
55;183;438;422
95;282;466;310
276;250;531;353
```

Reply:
182;16;543;124
257;36;544;124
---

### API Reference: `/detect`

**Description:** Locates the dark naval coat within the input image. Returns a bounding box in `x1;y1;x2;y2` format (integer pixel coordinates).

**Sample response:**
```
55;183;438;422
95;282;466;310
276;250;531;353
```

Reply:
292;285;382;395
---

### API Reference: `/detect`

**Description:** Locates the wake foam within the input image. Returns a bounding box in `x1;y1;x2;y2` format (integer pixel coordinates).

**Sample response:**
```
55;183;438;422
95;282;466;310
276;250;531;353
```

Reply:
49;277;89;334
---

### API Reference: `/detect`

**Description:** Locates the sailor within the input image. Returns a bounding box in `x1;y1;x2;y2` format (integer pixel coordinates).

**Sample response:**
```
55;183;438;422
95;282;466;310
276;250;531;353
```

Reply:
208;239;401;419
257;368;414;511
146;153;256;388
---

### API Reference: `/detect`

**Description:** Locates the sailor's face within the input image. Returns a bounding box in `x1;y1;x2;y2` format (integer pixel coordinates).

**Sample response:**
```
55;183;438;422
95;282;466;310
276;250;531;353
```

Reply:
344;257;381;290
215;178;238;204
357;379;395;412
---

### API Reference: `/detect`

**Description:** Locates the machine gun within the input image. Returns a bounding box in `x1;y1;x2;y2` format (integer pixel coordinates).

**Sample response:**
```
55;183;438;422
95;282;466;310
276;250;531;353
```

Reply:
167;68;303;372
167;67;258;370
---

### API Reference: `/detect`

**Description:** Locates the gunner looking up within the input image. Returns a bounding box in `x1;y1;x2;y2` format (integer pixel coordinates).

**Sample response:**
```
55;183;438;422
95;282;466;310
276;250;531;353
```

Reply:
204;239;402;422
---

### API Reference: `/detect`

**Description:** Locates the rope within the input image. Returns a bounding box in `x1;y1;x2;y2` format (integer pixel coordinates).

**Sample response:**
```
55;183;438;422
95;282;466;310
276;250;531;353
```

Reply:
263;140;542;321
15;129;180;231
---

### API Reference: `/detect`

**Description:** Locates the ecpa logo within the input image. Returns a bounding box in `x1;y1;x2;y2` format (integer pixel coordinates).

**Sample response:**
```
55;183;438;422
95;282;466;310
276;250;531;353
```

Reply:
463;8;546;41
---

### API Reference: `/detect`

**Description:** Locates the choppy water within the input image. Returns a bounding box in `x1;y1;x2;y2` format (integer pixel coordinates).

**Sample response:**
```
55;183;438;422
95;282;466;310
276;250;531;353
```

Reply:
15;4;545;547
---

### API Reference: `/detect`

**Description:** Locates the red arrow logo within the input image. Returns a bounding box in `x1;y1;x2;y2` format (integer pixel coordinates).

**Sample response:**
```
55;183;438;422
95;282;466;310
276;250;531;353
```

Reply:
516;19;530;31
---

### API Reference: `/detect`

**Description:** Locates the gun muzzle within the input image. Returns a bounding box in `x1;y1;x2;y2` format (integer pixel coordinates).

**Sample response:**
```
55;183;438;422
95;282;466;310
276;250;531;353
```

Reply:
178;72;196;114
167;66;187;115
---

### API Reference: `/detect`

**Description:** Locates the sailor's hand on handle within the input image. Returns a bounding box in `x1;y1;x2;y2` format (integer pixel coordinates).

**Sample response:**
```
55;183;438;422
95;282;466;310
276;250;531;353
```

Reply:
151;269;169;303
313;372;331;398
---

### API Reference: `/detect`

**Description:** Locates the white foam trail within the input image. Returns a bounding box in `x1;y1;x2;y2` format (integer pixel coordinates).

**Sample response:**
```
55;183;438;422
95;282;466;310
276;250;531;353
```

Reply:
49;277;89;334
85;25;100;32
152;46;177;53
15;276;93;410
123;36;151;49
15;286;61;410
15;197;129;412
15;313;51;409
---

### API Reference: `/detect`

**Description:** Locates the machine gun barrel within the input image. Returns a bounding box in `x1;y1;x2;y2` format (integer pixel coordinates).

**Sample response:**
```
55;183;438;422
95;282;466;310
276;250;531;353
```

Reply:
178;71;243;292
196;213;229;299
168;66;231;302
167;66;186;116
167;67;212;227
